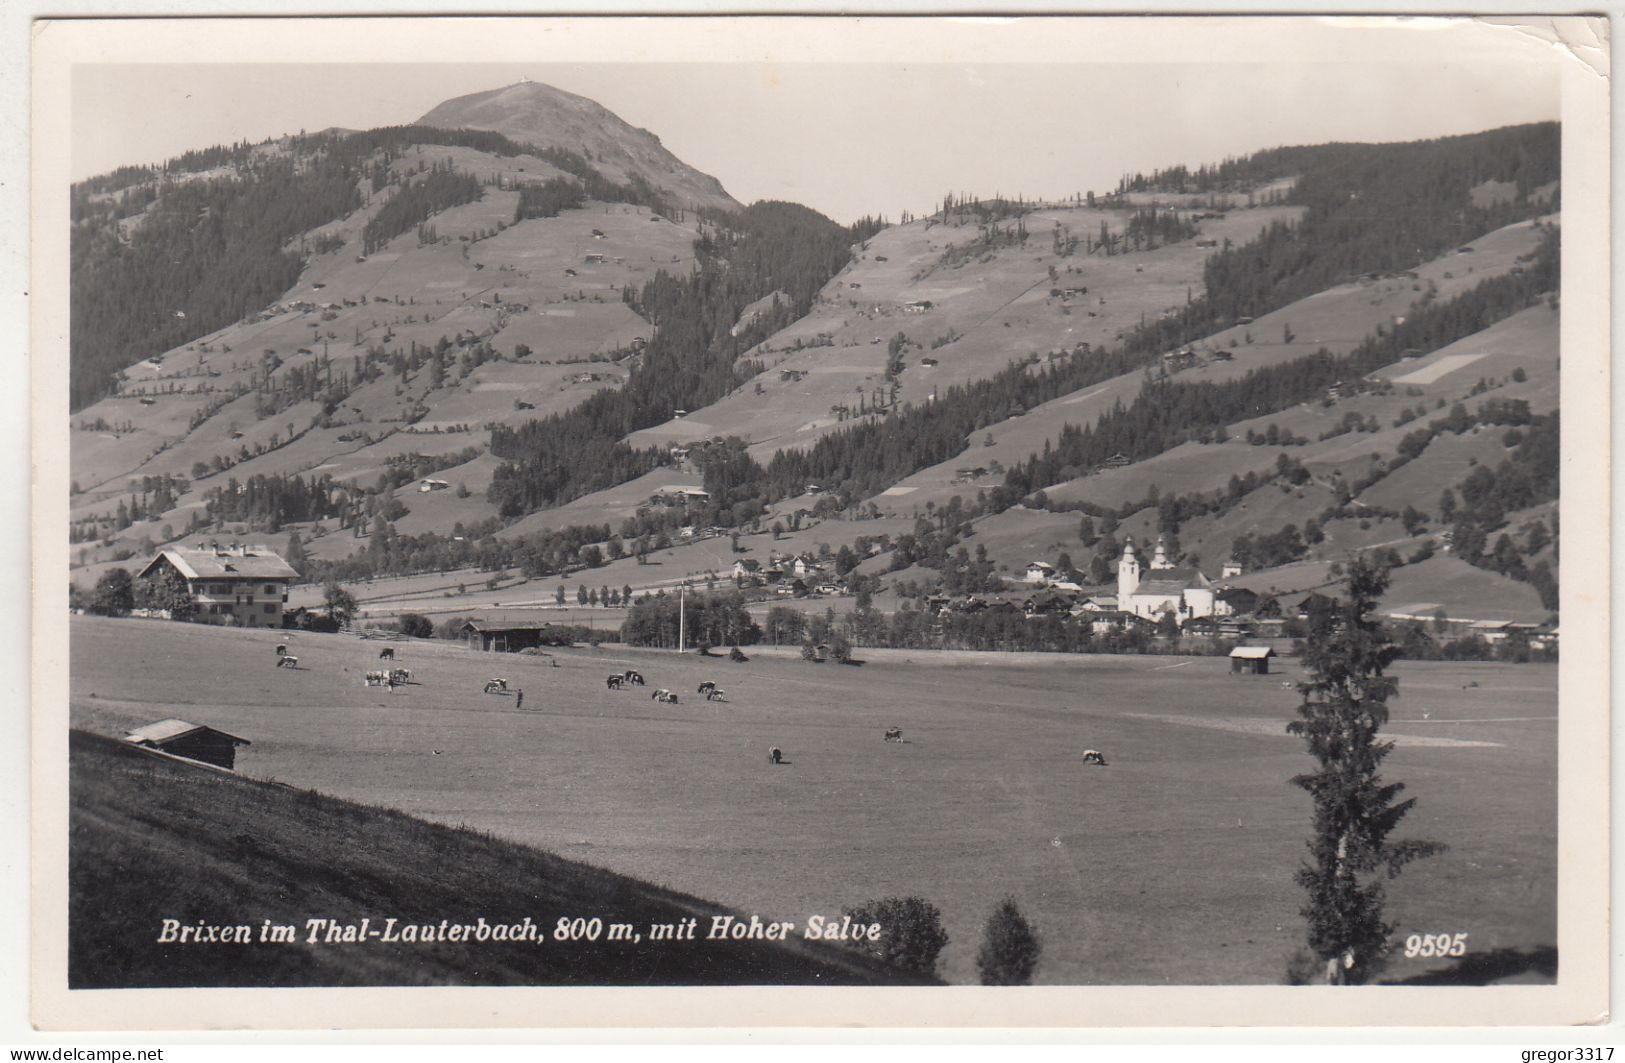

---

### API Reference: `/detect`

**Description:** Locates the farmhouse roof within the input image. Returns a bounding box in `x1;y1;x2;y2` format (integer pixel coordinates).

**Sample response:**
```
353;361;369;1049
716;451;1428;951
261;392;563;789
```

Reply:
139;545;299;582
125;719;251;747
461;617;557;634
1228;646;1275;660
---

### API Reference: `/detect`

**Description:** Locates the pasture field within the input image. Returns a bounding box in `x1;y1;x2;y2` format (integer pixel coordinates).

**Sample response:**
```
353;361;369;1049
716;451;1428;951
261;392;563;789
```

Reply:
70;615;1557;985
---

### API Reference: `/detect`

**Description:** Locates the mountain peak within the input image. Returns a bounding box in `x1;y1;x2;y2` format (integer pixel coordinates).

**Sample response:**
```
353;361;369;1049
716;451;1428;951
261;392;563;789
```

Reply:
417;80;740;213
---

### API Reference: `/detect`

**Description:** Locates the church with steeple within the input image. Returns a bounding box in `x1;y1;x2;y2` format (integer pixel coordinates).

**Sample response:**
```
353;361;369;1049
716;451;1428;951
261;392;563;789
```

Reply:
1118;536;1219;620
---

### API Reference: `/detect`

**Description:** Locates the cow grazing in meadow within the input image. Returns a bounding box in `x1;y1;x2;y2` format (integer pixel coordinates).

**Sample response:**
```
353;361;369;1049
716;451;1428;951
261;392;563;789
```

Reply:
1081;750;1108;766
884;728;903;742
379;647;395;661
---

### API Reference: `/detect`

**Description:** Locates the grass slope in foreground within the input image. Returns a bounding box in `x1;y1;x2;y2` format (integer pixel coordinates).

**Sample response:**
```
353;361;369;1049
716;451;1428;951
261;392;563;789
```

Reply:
68;730;929;988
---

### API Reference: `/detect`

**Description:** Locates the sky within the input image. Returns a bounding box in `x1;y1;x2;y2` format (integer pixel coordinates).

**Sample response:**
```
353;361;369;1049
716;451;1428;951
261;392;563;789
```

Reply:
64;17;1567;223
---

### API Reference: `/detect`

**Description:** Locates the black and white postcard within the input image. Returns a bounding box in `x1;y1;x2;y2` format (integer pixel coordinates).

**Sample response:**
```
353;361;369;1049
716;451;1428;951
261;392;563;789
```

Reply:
28;13;1611;1032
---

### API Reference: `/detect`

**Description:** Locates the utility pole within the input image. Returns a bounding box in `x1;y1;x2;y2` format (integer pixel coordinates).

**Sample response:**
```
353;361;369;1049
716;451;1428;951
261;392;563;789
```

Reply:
678;583;686;654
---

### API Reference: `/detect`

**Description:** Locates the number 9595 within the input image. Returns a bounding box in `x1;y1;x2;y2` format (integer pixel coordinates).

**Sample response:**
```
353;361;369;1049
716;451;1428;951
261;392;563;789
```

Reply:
1404;932;1467;958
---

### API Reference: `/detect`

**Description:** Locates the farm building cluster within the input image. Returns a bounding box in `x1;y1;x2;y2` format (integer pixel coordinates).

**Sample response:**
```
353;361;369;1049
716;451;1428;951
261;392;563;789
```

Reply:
729;548;878;598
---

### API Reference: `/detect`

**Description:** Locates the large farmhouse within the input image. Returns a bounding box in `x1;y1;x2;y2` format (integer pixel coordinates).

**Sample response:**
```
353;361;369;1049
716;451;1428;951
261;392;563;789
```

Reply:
137;542;298;627
1117;538;1219;620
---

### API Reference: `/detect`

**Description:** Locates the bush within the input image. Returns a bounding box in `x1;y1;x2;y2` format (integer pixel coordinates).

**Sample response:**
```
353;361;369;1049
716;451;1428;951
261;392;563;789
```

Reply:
729;646;748;663
1284;948;1323;985
435;615;472;640
975;897;1042;985
397;613;434;639
90;568;134;616
842;896;949;978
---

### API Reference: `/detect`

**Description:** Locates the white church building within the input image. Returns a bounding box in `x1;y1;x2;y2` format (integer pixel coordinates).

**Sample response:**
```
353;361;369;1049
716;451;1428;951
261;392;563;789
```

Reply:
1117;537;1223;620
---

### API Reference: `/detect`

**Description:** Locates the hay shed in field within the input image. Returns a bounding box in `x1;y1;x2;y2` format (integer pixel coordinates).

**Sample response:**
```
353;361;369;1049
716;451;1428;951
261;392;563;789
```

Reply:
123;719;251;771
1229;645;1275;675
461;618;572;653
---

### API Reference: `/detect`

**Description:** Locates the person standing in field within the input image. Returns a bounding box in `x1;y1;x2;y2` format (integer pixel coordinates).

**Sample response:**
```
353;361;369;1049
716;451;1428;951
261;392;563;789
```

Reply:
516;688;524;710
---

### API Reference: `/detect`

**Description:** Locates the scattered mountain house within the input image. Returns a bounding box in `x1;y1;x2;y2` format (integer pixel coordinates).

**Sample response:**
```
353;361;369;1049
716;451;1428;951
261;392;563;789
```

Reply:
1084;610;1147;635
650;486;710;506
1161;349;1198;373
1295;592;1338;620
418;478;451;493
1024;561;1058;584
1071;594;1119;615
1022;590;1073;617
1470;619;1519;644
1229;646;1275;675
731;559;762;582
137;542;298;628
1216;586;1261;616
124;719;251;771
1117;538;1220;620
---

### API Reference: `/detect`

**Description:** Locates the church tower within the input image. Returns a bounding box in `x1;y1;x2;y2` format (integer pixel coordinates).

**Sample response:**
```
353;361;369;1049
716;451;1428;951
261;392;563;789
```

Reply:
1152;534;1172;570
1118;540;1141;601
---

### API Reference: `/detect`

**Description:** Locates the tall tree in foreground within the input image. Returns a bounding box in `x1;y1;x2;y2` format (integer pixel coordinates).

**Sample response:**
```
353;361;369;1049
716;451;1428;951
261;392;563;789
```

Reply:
1288;555;1445;984
976;897;1042;985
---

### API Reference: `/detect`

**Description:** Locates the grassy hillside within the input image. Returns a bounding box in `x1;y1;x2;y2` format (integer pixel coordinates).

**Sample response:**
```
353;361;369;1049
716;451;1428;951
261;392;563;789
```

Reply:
70;727;927;988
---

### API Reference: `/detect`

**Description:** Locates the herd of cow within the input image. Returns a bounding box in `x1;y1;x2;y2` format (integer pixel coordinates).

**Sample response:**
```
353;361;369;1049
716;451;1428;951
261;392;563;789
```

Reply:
601;670;729;704
275;638;1110;769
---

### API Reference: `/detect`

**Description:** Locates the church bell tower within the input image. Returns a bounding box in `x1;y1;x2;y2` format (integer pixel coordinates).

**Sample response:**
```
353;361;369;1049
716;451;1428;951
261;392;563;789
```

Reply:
1118;540;1141;601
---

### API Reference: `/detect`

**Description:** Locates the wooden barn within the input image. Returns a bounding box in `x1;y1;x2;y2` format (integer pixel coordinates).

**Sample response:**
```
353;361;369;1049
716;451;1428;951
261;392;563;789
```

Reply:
461;619;569;653
1229;645;1276;675
123;719;251;771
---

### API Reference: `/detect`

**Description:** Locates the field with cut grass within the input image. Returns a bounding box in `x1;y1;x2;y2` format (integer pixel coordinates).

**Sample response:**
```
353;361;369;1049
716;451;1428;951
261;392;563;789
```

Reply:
71;615;1558;986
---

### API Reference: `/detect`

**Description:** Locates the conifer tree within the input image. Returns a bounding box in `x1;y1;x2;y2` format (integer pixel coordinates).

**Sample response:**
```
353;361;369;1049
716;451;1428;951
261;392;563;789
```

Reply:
975;897;1042;985
1287;555;1445;984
